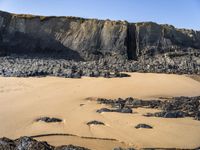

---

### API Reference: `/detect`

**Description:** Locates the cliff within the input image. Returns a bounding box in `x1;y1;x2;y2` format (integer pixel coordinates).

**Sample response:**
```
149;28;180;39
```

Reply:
0;10;199;76
0;10;199;61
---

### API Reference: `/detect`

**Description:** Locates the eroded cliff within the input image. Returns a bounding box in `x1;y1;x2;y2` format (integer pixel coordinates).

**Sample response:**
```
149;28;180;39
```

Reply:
0;10;199;60
0;10;199;76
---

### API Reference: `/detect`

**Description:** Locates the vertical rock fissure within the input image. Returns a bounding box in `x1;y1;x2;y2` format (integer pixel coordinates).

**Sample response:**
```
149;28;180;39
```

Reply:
126;23;137;60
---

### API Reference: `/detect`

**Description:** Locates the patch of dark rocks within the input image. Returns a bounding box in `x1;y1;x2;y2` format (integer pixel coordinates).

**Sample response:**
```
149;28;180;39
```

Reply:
0;136;89;150
96;96;200;120
36;117;62;123
135;124;153;129
97;97;162;109
87;120;105;126
0;51;199;79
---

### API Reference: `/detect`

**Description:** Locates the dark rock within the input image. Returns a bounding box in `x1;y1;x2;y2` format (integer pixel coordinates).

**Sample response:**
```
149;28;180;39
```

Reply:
163;111;186;118
96;106;132;114
15;136;53;150
135;124;153;129
36;117;62;123
0;137;15;150
145;111;186;118
96;108;113;113
87;120;105;125
112;72;130;78
96;96;200;120
113;148;135;150
116;107;133;113
0;136;90;150
55;145;89;150
195;111;200;121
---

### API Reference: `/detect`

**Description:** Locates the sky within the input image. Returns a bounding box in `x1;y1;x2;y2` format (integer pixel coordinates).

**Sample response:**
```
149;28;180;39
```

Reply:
0;0;199;30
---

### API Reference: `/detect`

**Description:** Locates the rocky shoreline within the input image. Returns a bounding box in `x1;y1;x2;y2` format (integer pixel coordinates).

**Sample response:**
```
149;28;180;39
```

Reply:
0;50;199;78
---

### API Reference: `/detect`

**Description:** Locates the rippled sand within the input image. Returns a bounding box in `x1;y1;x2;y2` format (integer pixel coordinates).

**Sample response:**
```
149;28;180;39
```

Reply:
0;73;200;149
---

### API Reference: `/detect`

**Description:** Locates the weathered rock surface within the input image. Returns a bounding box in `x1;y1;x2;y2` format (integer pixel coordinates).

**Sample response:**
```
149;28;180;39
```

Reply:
0;136;89;150
0;10;200;77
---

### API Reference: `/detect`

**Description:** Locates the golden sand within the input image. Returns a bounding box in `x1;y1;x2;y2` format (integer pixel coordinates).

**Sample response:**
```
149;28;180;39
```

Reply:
0;73;200;149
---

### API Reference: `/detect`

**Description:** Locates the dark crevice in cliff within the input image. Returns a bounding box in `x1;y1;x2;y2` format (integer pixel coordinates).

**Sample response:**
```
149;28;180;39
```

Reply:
126;24;137;60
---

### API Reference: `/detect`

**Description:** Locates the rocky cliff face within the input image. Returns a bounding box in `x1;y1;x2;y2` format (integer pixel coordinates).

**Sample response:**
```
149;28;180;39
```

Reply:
0;10;200;76
0;10;128;60
0;10;199;60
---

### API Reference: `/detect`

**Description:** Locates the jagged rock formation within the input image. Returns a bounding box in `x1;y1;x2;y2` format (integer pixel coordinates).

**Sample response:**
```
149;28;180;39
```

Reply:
0;10;200;76
0;136;89;150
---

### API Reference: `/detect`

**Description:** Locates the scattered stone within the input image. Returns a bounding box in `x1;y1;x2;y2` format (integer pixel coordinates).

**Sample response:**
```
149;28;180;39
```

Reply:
96;96;200;120
135;124;153;129
36;117;62;123
87;120;105;126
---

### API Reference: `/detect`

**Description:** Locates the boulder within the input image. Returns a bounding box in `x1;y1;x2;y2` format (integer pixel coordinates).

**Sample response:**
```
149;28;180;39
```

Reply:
87;120;105;126
135;124;153;129
36;117;62;123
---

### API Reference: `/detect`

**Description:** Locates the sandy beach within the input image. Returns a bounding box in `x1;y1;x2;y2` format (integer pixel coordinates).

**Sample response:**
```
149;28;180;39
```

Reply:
0;73;200;150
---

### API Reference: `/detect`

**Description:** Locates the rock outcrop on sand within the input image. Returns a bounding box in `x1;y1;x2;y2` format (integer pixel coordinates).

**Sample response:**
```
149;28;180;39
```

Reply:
2;136;200;150
0;10;200;77
0;136;89;150
135;124;153;129
36;117;62;123
86;120;105;126
96;96;200;120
